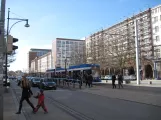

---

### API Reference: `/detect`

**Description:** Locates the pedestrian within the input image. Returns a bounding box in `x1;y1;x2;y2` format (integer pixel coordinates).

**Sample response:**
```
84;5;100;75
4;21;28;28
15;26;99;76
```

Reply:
78;73;83;87
16;74;35;114
118;73;123;89
88;74;93;88
84;72;88;87
33;89;48;114
112;74;116;89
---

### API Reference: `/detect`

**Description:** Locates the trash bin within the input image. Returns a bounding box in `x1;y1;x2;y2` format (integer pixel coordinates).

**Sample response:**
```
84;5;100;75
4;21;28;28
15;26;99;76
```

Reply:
125;80;130;84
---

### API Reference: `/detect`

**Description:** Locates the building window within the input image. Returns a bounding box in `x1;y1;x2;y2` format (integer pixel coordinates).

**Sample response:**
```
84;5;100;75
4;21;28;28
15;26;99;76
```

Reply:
156;52;160;58
153;16;158;23
57;41;61;44
156;36;160;42
156;49;160;52
155;26;159;32
155;8;157;13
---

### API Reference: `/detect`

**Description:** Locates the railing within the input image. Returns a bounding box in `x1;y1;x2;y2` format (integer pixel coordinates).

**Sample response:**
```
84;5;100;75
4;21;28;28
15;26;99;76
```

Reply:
53;78;83;89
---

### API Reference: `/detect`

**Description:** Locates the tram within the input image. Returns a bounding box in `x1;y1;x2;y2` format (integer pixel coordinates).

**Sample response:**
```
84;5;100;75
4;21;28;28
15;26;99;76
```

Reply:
46;64;101;82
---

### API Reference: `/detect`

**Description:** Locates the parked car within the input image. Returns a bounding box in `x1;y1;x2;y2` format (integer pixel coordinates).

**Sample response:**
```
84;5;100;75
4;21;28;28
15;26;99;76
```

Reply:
123;75;136;81
31;77;41;87
104;75;112;80
16;76;22;83
39;78;57;90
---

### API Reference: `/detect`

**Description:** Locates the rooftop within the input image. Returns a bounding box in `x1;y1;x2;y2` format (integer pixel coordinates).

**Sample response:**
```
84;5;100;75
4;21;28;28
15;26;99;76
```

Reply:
30;48;51;52
56;38;84;41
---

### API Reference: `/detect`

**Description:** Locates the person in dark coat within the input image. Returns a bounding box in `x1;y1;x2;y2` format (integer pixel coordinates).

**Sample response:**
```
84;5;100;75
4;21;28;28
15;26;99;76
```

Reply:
112;74;116;89
84;72;88;87
88;74;93;88
118;73;123;89
16;74;35;114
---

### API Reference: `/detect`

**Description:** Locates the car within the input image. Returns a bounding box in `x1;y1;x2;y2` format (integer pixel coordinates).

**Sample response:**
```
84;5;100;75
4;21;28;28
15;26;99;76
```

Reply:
104;75;112;80
39;78;57;90
31;77;41;87
123;75;136;81
16;76;22;83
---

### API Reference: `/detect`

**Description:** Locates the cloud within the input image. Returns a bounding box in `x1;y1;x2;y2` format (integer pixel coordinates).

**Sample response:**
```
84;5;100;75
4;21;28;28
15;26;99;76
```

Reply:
9;44;52;71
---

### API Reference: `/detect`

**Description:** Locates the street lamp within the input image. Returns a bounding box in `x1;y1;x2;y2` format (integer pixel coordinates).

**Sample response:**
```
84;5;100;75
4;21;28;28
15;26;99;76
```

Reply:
5;8;30;84
65;58;67;77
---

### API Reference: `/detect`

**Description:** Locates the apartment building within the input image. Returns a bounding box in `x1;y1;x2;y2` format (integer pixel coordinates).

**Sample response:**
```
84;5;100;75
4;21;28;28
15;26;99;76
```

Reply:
31;52;52;73
86;8;154;79
151;5;161;78
52;38;85;68
28;48;51;73
151;5;161;57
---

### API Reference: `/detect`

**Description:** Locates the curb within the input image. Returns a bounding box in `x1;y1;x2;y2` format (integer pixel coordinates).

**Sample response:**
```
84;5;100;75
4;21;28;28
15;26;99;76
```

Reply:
10;86;27;120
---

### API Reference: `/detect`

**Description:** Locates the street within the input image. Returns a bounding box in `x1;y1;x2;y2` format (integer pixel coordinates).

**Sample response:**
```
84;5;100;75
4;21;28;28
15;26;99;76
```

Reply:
8;80;161;120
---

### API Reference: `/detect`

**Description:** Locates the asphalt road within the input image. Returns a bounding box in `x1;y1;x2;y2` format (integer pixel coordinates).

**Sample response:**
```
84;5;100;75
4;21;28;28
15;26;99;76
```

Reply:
11;80;161;120
44;88;161;120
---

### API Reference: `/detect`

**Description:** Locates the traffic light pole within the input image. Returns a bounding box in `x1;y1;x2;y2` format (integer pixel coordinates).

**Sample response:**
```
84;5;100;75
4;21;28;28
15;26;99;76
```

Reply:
5;8;10;87
5;8;30;86
0;0;6;119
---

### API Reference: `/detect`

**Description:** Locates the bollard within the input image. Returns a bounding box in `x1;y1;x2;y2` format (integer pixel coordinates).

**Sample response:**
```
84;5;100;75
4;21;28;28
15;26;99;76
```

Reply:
73;81;75;88
79;80;82;89
149;81;152;85
59;79;60;85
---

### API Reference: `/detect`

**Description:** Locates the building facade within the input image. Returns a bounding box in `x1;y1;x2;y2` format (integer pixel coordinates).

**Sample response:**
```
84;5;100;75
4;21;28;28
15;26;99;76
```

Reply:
52;38;85;68
28;48;51;73
86;8;155;79
30;52;52;73
151;5;161;78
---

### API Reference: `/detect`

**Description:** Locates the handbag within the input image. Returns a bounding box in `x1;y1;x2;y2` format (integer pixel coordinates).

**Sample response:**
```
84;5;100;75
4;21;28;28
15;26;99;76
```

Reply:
28;88;33;98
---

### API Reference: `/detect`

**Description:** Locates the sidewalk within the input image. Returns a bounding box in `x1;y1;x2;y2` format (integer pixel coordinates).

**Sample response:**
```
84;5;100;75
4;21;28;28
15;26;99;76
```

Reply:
81;85;161;107
3;87;26;120
100;79;161;87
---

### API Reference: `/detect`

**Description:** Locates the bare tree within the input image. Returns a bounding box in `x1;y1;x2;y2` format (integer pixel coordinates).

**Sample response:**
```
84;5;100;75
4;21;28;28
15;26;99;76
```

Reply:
104;33;135;73
69;43;86;66
8;51;16;64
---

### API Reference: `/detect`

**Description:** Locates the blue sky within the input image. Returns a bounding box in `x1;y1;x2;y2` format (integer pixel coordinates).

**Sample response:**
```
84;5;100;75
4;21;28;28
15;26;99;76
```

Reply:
6;0;161;71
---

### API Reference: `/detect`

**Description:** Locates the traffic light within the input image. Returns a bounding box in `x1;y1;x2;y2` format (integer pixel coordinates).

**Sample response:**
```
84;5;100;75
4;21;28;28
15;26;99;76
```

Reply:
12;38;18;50
7;35;18;53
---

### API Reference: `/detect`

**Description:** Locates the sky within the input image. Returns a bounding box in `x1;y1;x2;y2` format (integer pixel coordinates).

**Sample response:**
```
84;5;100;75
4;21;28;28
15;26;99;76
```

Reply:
6;0;161;71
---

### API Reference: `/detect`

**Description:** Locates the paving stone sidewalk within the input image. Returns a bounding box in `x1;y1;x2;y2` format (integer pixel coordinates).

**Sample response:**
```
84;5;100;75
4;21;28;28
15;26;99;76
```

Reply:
3;87;26;120
81;85;161;107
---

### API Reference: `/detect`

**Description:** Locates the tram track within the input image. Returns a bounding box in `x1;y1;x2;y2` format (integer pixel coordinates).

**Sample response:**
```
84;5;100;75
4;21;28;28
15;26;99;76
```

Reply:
46;96;95;120
11;81;94;120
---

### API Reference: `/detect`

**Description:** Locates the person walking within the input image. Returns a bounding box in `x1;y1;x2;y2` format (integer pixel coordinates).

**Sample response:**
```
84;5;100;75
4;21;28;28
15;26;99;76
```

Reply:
112;74;116;89
88;74;93;88
118;73;123;89
84;72;88;87
16;74;35;114
33;89;48;114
